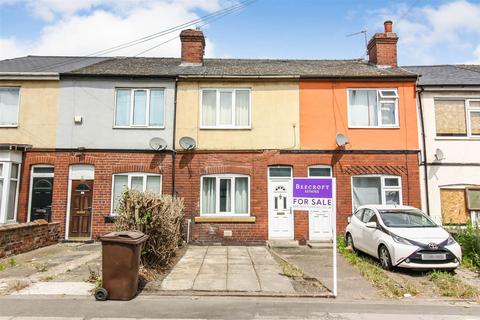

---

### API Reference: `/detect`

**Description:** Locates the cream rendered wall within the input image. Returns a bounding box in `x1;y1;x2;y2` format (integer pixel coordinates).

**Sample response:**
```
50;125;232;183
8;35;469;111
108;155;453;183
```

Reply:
0;80;58;148
419;89;480;223
176;80;300;150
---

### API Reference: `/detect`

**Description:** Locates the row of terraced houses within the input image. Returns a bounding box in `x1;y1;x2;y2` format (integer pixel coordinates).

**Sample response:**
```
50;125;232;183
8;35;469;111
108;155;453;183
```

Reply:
0;21;479;245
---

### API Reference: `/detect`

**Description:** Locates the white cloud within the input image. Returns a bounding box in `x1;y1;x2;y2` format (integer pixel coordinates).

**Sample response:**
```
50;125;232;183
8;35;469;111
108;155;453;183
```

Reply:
370;0;480;65
0;0;231;59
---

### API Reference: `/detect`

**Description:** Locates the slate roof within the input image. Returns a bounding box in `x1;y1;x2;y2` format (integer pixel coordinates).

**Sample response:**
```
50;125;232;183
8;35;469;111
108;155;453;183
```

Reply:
66;57;416;79
0;56;110;73
404;65;480;86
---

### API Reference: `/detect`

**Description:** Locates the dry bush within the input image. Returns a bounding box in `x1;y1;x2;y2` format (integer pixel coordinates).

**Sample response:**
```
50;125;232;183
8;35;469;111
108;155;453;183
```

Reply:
114;189;184;268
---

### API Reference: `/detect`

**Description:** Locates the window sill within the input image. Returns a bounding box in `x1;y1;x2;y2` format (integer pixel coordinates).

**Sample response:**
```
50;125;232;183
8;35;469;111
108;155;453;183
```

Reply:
348;126;400;129
112;126;166;130
199;127;252;130
435;136;480;141
194;216;256;223
0;125;19;128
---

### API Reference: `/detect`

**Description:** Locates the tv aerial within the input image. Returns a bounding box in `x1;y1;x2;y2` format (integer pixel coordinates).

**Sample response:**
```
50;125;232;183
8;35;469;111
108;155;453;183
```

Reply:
149;137;167;151
179;136;197;150
346;29;368;59
336;133;349;147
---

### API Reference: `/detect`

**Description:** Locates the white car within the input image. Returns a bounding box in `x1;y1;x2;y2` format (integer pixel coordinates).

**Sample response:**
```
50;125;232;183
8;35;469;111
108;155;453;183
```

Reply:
345;205;462;270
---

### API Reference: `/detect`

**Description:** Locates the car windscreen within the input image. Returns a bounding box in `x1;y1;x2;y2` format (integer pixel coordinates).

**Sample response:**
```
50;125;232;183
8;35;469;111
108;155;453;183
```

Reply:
379;209;437;228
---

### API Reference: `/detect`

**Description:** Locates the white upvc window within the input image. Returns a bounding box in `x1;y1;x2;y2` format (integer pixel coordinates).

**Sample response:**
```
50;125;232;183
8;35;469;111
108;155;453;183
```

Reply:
467;100;480;137
0;87;20;127
200;89;251;129
111;173;162;215
348;88;399;128
114;88;165;128
434;99;480;138
351;175;402;211
0;162;21;223
200;174;250;216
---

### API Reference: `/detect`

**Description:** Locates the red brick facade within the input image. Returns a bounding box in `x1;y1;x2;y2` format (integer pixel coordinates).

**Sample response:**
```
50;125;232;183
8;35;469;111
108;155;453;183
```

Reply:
17;150;173;239
176;150;420;244
16;149;420;243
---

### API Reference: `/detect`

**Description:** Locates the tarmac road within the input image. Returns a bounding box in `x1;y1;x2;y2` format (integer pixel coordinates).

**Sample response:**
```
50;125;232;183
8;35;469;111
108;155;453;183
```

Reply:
0;295;478;320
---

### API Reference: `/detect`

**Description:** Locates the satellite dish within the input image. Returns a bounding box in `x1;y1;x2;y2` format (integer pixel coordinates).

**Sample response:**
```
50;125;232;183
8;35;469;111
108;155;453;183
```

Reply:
179;136;196;150
149;137;167;151
336;133;349;147
434;148;445;161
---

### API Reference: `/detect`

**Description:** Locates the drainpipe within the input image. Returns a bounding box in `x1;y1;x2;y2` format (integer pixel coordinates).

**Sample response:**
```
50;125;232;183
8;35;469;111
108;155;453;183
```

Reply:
171;77;178;197
417;85;430;215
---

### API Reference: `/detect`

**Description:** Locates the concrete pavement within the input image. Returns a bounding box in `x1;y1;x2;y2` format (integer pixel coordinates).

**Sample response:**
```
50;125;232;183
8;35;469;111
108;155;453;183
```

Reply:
0;295;478;319
161;246;294;293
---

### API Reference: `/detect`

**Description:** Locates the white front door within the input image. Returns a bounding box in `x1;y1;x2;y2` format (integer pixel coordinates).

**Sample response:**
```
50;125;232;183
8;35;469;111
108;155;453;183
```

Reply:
268;167;294;239
309;210;332;240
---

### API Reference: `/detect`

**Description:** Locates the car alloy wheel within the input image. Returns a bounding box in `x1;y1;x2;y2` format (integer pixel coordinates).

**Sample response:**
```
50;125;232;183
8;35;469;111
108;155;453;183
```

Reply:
379;245;392;270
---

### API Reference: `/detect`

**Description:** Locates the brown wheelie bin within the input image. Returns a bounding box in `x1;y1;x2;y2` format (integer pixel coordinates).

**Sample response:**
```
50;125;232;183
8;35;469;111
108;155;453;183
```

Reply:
95;231;148;301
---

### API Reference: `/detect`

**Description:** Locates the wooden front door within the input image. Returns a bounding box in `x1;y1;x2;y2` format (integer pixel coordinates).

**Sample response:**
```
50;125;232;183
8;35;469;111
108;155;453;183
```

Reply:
69;180;94;238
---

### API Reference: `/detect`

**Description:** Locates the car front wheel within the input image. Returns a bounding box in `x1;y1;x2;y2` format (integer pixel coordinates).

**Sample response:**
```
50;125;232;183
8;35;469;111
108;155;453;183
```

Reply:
346;233;356;252
379;245;393;270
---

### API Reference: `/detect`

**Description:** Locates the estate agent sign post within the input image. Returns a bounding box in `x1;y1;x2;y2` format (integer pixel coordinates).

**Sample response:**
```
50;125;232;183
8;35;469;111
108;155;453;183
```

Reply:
292;177;337;297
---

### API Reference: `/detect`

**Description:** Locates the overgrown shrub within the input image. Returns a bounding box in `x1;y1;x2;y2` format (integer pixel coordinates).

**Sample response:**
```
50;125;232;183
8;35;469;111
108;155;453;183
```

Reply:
454;222;480;271
114;189;184;268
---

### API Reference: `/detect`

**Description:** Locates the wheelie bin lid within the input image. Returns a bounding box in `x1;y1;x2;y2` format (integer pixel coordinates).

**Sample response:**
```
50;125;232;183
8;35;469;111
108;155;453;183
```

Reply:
100;231;148;244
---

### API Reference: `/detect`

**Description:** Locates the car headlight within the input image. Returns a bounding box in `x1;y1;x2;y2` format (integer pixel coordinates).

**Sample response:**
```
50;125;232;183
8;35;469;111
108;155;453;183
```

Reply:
391;233;414;245
446;235;457;245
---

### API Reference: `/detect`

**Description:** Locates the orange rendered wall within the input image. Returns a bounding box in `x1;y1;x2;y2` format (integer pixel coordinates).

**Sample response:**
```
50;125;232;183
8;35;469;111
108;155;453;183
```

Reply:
299;81;418;150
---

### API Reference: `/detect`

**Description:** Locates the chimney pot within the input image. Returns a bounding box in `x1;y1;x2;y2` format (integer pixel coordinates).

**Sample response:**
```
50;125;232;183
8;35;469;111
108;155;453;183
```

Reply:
384;20;393;33
367;20;399;68
180;29;205;66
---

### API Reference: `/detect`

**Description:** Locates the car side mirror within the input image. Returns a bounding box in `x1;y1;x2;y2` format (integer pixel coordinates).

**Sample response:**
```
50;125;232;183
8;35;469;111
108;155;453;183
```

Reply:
365;221;377;229
347;216;351;223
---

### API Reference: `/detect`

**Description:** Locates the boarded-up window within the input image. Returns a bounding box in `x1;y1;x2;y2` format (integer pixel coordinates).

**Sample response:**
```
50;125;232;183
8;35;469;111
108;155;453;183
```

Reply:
469;111;480;136
466;189;480;210
435;100;467;136
440;189;468;224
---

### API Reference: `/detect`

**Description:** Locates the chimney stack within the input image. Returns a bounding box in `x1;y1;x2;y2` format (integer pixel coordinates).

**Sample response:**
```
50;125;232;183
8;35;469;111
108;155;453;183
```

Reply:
367;20;398;68
180;29;205;66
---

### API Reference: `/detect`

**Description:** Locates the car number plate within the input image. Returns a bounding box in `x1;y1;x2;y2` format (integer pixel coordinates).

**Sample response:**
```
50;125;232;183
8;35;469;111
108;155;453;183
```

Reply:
421;253;446;260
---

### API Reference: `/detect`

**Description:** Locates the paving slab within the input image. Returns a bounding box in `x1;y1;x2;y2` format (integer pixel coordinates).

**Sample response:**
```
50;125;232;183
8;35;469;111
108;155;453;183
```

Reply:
12;281;94;296
161;245;295;294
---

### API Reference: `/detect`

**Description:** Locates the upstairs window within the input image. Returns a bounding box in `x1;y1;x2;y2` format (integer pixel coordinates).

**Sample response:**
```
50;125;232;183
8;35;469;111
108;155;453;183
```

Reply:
348;89;399;128
435;99;480;138
0;87;20;127
201;89;251;128
115;88;165;128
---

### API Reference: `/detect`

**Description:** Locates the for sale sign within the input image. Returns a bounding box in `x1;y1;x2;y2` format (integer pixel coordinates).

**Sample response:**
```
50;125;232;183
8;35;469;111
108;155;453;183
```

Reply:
292;178;335;210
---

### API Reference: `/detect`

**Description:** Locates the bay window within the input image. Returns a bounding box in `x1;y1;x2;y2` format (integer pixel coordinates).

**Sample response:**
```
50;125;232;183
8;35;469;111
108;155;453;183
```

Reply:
348;89;399;127
201;89;251;128
0;87;20;127
115;88;165;128
351;175;402;210
111;173;162;214
201;174;250;215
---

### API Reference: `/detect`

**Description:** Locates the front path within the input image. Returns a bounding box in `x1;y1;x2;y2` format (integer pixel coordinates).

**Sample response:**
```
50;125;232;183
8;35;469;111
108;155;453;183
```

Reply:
161;246;294;293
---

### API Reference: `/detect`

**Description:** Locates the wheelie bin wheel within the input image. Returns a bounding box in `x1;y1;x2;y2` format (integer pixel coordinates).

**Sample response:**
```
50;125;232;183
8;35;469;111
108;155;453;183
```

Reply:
95;287;108;301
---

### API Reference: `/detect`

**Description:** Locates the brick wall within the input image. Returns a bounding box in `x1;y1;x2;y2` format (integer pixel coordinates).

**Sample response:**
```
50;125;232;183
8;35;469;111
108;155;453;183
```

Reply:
17;150;173;239
176;150;421;244
0;221;60;258
16;150;420;244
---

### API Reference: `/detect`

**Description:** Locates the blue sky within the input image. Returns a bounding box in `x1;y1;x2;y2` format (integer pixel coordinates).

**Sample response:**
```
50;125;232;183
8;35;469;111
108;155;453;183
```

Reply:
1;0;480;65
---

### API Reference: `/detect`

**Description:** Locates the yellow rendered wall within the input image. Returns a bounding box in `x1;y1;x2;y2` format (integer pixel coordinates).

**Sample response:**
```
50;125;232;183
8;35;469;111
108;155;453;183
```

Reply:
0;81;58;148
176;80;300;150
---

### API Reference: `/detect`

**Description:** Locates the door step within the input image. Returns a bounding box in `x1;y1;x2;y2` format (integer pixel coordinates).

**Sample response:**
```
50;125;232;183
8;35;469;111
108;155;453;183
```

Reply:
307;241;333;249
267;240;299;248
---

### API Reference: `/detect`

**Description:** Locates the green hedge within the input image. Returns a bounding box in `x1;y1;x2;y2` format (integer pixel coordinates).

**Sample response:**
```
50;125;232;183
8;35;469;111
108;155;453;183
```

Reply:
454;223;480;271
